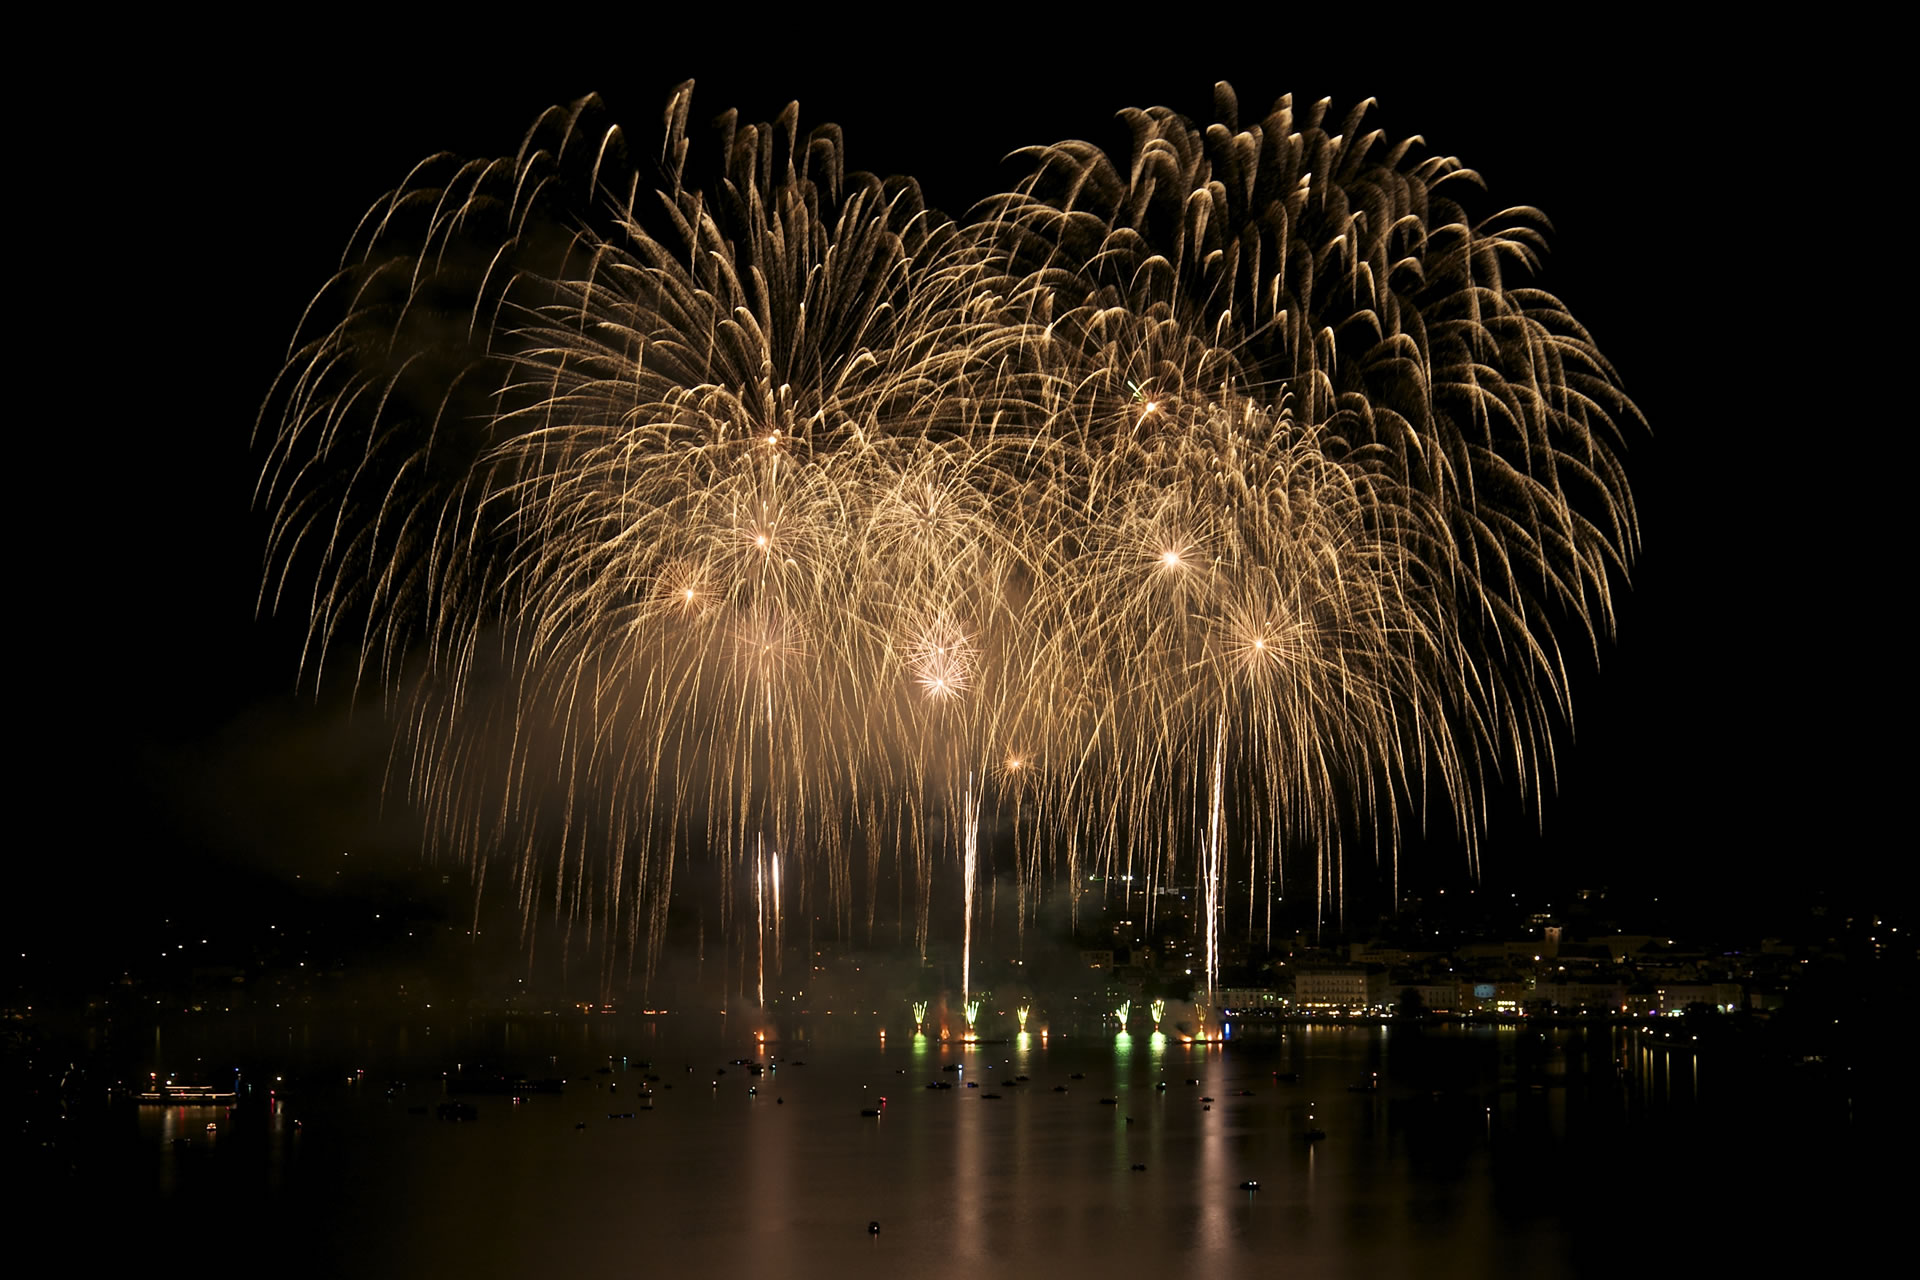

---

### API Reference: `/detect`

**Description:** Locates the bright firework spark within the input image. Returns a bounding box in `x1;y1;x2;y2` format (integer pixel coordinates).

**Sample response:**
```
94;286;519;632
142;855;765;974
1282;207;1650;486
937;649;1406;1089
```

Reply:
259;83;1640;989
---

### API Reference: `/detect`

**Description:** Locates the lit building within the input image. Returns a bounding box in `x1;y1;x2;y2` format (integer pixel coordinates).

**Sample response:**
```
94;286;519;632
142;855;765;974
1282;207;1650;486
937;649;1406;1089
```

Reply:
1292;967;1389;1014
1215;987;1285;1015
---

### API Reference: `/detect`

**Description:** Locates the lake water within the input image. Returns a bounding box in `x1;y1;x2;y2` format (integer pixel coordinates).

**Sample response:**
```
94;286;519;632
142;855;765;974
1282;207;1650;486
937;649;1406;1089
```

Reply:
46;1013;1871;1276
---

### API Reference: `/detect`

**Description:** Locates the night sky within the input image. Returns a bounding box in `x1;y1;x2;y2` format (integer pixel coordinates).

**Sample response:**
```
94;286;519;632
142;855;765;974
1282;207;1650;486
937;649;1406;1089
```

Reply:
20;32;1890;983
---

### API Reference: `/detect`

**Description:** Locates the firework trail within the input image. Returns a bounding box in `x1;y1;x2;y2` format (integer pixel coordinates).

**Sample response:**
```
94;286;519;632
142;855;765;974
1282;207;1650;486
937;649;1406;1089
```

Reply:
259;83;1638;992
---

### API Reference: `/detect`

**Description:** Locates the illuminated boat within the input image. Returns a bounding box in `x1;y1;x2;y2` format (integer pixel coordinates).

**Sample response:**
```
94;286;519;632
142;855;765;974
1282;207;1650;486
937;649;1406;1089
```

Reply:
134;1082;237;1105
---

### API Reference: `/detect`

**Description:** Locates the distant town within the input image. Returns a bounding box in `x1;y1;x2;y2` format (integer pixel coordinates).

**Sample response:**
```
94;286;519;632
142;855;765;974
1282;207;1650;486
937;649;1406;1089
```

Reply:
13;874;1906;1051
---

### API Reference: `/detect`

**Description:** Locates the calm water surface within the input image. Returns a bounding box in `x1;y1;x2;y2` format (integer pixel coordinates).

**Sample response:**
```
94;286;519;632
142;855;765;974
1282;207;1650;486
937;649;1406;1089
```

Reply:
59;1014;1868;1277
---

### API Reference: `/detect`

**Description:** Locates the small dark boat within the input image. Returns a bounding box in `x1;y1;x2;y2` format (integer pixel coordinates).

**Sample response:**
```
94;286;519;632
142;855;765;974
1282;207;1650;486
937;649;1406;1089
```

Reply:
449;1074;565;1097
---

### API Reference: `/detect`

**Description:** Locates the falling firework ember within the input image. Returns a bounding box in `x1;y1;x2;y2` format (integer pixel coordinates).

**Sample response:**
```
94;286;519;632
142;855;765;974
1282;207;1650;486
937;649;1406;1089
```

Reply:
260;82;1640;990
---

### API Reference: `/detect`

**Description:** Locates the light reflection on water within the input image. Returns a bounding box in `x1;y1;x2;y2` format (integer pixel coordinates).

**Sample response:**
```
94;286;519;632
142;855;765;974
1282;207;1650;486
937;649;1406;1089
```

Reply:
93;1016;1851;1278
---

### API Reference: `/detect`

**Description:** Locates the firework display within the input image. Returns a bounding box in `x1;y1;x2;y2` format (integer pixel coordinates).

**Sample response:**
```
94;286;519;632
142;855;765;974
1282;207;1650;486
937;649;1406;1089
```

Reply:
259;83;1639;995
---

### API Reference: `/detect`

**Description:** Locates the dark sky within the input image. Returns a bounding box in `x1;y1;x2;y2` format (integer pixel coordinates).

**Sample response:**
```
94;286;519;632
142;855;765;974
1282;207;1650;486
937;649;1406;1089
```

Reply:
22;32;1892;971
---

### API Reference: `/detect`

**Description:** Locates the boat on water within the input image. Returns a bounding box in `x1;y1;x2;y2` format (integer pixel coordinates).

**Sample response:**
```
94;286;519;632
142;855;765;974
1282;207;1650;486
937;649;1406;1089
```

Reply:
135;1083;238;1106
446;1073;567;1096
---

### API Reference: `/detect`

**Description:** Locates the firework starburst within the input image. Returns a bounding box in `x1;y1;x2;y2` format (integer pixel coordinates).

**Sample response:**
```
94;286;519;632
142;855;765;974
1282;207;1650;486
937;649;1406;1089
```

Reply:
260;82;1639;988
